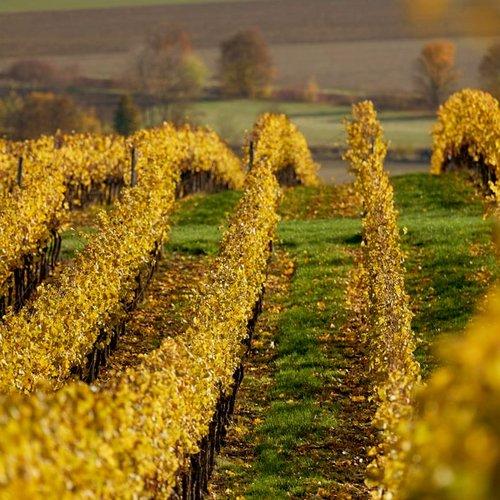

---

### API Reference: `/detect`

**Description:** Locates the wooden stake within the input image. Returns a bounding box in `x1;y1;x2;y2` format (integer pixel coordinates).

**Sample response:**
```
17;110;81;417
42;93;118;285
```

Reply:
17;157;23;188
130;147;137;187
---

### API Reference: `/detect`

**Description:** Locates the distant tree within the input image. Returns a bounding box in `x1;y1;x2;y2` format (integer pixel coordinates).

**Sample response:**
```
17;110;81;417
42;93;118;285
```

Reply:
6;92;101;140
5;59;80;89
303;77;320;103
219;29;275;98
414;40;460;108
113;94;141;136
479;42;500;100
6;59;57;86
131;25;207;122
0;92;23;136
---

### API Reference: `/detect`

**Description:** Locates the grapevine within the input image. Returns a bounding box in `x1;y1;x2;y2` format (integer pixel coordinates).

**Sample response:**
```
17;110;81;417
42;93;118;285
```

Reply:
244;112;320;186
0;123;245;393
0;136;67;310
344;101;420;498
430;88;500;187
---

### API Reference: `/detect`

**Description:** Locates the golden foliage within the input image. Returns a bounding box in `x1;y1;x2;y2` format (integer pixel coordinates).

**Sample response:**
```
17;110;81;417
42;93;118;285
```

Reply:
0;148;280;498
244;112;320;186
431;89;500;218
401;286;500;499
344;101;420;498
0;123;245;394
430;88;500;176
140;123;245;190
0;148;176;393
0;125;244;303
0;136;67;293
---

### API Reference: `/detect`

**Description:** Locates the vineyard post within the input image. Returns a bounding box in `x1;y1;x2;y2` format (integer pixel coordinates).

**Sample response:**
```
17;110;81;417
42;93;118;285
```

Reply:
248;141;254;171
17;157;23;188
131;147;137;187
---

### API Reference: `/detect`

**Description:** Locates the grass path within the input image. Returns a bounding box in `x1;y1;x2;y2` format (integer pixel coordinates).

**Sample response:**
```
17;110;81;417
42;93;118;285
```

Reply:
210;217;373;498
392;174;499;375
97;252;212;386
250;219;369;497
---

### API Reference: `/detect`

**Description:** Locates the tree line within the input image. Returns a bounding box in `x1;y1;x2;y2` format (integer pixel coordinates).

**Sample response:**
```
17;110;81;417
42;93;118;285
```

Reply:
0;24;499;141
0;26;275;140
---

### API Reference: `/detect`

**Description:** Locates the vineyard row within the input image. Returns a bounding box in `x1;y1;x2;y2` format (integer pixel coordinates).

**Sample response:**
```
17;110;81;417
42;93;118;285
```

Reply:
344;92;500;499
0;114;319;497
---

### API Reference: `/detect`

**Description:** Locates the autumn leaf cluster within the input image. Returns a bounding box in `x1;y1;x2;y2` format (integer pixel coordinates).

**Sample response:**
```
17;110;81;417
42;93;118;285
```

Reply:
0;137;66;294
0;125;244;307
244;112;320;186
431;88;500;227
430;88;500;178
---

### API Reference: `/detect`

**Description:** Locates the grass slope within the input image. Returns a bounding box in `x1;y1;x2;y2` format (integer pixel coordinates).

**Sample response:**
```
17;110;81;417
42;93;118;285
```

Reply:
168;190;243;255
393;173;499;374
243;217;369;497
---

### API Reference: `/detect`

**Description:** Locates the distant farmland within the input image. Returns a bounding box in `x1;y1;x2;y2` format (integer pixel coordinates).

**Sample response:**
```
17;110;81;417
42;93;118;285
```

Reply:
0;0;497;92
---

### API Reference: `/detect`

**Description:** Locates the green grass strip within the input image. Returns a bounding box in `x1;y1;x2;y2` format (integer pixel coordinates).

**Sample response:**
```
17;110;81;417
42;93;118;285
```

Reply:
168;190;243;255
392;174;499;375
243;218;362;497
